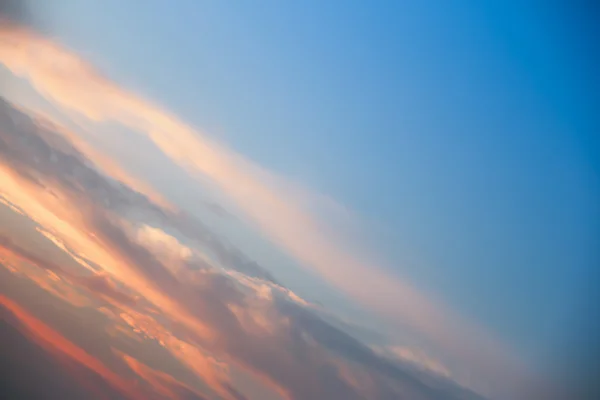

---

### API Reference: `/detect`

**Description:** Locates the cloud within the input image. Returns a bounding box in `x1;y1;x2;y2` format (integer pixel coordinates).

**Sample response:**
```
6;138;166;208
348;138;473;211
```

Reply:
74;273;139;307
379;346;452;378
0;93;499;398
0;102;337;398
0;97;279;285
34;111;176;211
131;224;194;268
0;235;137;307
0;294;144;400
0;24;528;392
1;258;91;307
0;193;27;216
0;124;216;348
115;350;210;400
0;1;41;31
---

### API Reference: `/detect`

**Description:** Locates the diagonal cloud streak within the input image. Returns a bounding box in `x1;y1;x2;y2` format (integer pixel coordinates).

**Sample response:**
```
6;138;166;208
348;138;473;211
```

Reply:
0;295;145;400
0;93;533;399
0;24;536;397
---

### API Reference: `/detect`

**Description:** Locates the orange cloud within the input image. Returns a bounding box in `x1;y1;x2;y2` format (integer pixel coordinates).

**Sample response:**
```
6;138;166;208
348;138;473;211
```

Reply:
121;353;209;400
0;140;287;398
0;142;282;398
21;268;91;307
0;161;215;344
116;351;209;400
0;234;137;307
0;193;27;216
0;23;525;387
0;128;479;400
0;294;144;400
108;308;263;400
0;253;90;308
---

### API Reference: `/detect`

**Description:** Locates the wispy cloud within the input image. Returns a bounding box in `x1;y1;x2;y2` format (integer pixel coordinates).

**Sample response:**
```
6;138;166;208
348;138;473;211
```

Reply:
0;95;492;399
0;25;527;390
0;16;568;398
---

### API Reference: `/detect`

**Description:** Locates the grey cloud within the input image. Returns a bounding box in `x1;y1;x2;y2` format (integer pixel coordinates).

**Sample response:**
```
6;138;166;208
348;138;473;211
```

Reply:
0;0;34;28
76;207;365;399
0;97;279;285
276;297;487;400
0;310;130;400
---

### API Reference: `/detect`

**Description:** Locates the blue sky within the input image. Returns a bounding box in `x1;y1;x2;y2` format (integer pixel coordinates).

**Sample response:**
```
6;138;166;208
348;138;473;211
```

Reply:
8;0;600;387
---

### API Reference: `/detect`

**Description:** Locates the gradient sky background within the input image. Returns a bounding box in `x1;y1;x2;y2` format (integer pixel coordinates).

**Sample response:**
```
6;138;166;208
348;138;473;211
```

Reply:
2;0;599;395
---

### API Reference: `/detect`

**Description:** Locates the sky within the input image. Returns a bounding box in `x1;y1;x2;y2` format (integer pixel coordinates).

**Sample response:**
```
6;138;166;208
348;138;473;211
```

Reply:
0;1;598;400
